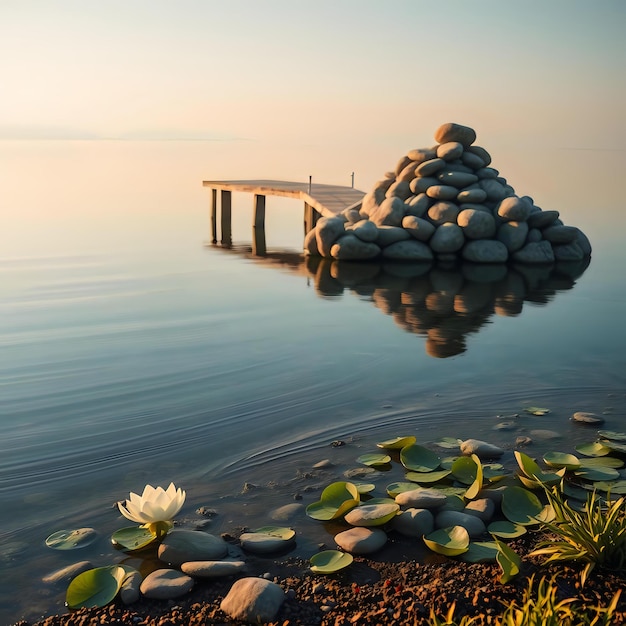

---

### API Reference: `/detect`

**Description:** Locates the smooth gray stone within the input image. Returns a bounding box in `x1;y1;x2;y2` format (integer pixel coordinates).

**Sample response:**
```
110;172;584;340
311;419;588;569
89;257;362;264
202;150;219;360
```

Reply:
303;228;320;255
394;155;414;177
344;503;399;527
530;429;562;440
553;242;584;261
527;209;560;229
428;201;460;225
240;532;295;554
330;234;381;260
181;560;247;578
405;192;431;217
270;503;305;521
220;577;285;623
391;508;434;537
342;208;362;224
334;527;387;554
346;219;379;242
370;196;406;227
437;171;478;188
462;240;508;263
497;196;531;222
527;228;542;243
42;561;93;584
382;239;434;261
457;188;487;203
572;411;605;425
410;176;439;194
426;185;459;200
497;221;529;252
512;241;555;264
434;123;477;147
477;486;508;504
435;511;486;538
140;568;194;600
415;158;446;177
467;145;492;166
461;151;486;170
158;530;228;566
402;215;436;242
575;228;592;256
360;180;393;218
397;160;419;182
376;225;411;247
437;141;464;161
457;209;496;239
407;147;437;163
395;488;447;509
479;179;506;201
444;161;475;174
464;498;495;522
460;439;504;458
386;179;412;201
503;184;516;197
430;223;465;253
459;203;492;214
315;217;346;257
120;571;142;605
475;167;499;179
542;225;579;244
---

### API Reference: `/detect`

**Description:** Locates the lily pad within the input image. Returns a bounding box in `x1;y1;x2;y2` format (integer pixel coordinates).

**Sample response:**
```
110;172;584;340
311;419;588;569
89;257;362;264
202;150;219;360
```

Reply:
515;451;564;486
423;526;470;556
306;482;360;521
578;456;624;469
386;482;419;498
45;528;98;550
495;539;521;583
524;406;550;416
111;526;156;551
377;436;416;450
405;469;452;484
435;437;462;449
450;456;478;485
460;541;499;563
66;565;134;609
253;526;296;541
465;454;484;500
353;483;376;494
543;452;580;471
310;550;353;574
600;440;626;454
575;442;612;457
598;430;626;442
574;466;620;482
400;444;441;472
501;486;544;526
487;521;527;539
592;480;626;495
356;453;391;467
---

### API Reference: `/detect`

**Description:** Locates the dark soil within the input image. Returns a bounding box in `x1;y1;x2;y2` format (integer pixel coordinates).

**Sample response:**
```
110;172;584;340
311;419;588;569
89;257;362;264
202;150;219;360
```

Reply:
13;534;626;626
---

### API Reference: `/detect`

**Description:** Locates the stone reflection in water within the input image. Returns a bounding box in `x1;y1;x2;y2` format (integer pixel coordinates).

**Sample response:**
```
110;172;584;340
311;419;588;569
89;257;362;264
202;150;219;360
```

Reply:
304;256;590;358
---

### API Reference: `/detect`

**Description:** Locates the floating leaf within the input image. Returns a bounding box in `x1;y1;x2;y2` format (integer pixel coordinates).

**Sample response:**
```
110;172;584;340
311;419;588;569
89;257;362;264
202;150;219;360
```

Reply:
423;526;470;556
386;482;418;498
400;444;441;472
377;436;416;450
524;406;550;416
574;466;620;482
404;469;451;484
494;539;521;583
543;452;580;471
353;483;376;494
515;451;564;486
460;541;499;563
310;550;353;574
435;437;462;449
440;456;460;470
465;454;484;500
575;441;612;457
487;521;527;539
578;456;624;469
306;482;360;521
252;526;296;541
111;526;156;551
66;565;134;609
514;451;543;479
356;453;391;467
600;440;626;454
592;480;626;495
45;528;98;550
451;456;478;485
598;430;626;442
501;486;544;526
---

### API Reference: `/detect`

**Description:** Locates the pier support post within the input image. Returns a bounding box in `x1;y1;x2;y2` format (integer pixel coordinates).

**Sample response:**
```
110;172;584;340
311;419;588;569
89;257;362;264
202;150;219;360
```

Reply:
221;190;232;246
210;188;217;243
304;202;320;235
252;194;266;256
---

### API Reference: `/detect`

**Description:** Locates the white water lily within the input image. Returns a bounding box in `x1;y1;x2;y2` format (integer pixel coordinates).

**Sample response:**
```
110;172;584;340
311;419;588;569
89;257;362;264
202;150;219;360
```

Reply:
118;482;186;525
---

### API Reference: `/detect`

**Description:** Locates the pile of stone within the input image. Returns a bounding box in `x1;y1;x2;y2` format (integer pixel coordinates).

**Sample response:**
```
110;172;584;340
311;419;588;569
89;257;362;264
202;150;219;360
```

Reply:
304;123;591;263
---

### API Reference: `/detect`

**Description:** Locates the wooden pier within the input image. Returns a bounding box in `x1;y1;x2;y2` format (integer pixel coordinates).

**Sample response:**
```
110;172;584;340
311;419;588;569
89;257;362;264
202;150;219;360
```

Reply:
202;179;365;254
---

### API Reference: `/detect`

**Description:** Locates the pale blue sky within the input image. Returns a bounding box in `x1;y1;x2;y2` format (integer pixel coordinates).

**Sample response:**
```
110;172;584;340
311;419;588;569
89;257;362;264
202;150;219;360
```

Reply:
1;0;624;150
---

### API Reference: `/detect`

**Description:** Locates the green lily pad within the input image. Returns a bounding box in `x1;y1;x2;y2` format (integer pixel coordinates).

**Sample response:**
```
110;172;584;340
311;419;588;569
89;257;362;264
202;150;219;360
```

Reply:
310;550;353;574
111;526;156;551
405;469;452;484
365;497;397;505
514;451;542;478
575;442;612;457
460;541;499;563
356;453;391;467
592;480;626;494
495;539;521;583
601;440;626;454
487;521;527;539
465;454;484;500
561;482;591;501
45;528;98;550
353;483;376;494
344;502;400;527
423;526;470;556
400;444;441;472
450;456;479;485
575;466;620;482
543;452;580;471
524;406;550;416
306;482;360;521
501;486;544;526
377;436;416;450
253;526;296;541
579;456;624;469
435;437;462;449
598;430;626;442
66;565;135;609
440;456;460;470
515;451;564;486
386;482;419;498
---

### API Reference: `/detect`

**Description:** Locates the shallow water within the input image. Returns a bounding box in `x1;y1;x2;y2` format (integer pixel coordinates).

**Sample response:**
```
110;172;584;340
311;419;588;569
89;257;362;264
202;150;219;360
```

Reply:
1;141;625;623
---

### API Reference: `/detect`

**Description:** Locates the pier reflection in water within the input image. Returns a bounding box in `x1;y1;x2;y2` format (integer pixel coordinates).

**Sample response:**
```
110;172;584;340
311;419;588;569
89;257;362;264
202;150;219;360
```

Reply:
206;236;589;358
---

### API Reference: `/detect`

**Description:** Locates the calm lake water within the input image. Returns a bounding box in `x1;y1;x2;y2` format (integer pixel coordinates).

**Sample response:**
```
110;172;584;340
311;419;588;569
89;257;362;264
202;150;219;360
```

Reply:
1;140;625;623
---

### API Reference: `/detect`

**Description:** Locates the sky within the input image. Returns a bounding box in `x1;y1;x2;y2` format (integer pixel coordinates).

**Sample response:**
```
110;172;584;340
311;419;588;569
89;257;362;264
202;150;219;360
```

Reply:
1;0;625;152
